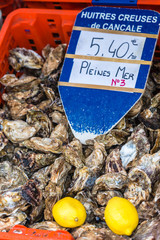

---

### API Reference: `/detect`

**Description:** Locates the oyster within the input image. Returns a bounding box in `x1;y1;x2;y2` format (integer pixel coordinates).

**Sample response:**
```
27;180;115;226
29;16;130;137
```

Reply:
31;165;51;191
68;166;97;194
96;190;123;206
9;47;43;71
3;119;36;143
94;207;105;221
136;201;158;220
154;183;160;210
26;109;52;138
2;93;34;120
13;148;57;172
43;157;71;220
0;74;37;88
75;191;98;222
120;124;150;169
0;161;28;193
50;123;68;143
92;172;127;195
138;108;160;130
0;211;27;232
72;223;130;240
63;139;84;168
0;131;8;151
134;150;160;183
49;111;67;125
124;168;152;206
126;98;143;118
85;141;106;174
0;190;28;217
41;44;66;77
30;221;65;230
20;137;63;153
133;217;160;240
105;148;127;175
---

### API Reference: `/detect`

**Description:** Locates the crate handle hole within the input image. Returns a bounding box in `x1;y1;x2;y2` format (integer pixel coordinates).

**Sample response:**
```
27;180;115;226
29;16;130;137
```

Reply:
52;33;59;38
47;19;55;22
49;23;56;29
25;29;31;34
29;39;35;44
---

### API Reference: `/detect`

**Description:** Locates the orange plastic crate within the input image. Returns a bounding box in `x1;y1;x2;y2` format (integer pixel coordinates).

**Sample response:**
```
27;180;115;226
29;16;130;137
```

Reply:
0;8;80;78
0;0;14;18
0;225;74;240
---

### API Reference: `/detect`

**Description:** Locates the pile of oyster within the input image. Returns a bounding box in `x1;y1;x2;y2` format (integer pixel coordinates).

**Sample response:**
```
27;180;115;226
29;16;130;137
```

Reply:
0;44;159;240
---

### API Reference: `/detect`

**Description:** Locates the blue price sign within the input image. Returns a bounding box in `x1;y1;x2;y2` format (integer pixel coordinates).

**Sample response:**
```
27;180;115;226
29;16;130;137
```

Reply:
58;6;160;144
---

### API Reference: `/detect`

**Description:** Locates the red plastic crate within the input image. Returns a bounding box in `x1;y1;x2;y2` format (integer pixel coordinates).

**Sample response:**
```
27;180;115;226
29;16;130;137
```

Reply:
0;225;74;240
0;8;80;78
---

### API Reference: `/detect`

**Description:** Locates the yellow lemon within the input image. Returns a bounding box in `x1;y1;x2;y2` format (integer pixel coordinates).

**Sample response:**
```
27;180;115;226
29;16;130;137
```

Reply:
104;197;139;236
52;197;87;228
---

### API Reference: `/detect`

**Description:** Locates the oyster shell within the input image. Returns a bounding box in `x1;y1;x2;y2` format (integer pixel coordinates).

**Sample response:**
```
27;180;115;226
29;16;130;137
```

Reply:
138;108;160;130
63;139;84;168
0;161;28;193
30;221;65;231
20;137;63;153
136;201;158;220
124;168;152;206
75;191;98;222
126;98;143;118
68;166;97;195
154;183;160;210
96;190;123;206
120;124;150;169
0;211;27;232
26;109;52;138
0;190;28;217
105;148;127;175
92;172;127;195
134;150;160;183
85;141;106;174
133;217;160;240
0;74;37;88
94;207;105;221
49;111;67;125
0;131;8;151
72;223;130;240
41;44;66;77
50;123;68;143
43;157;71;220
9;47;43;71
13;148;57;172
3;120;36;143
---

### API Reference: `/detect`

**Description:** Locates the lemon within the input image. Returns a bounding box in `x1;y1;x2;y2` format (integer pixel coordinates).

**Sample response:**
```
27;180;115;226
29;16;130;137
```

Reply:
104;197;139;236
52;197;87;228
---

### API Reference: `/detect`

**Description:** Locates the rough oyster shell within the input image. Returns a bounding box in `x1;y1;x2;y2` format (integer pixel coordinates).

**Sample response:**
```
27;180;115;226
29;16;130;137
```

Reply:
3;119;36;143
29;221;65;231
105;148;127;175
154;183;160;210
85;142;106;174
50;123;68;143
13;148;57;172
63;139;84;168
68;166;97;194
96;190;123;206
9;47;43;71
75;191;98;222
136;201;158;220
0;161;28;193
44;157;71;220
92;172;128;195
41;44;66;77
133;217;160;240
126;98;143;118
26;109;52;138
120;124;150;169
20;137;63;153
0;211;27;232
124;168;152;206
0;74;37;88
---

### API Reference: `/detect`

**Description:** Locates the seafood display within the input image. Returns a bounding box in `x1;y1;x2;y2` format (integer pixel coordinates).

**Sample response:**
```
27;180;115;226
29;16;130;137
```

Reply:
0;45;159;240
